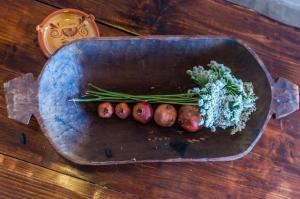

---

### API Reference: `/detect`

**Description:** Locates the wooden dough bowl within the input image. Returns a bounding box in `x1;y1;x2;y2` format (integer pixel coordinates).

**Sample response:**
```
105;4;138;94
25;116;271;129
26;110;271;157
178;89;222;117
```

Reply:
4;36;299;165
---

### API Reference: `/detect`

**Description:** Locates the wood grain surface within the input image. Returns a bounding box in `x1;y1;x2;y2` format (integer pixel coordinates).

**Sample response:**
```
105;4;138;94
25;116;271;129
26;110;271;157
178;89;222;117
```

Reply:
0;0;299;198
0;154;137;199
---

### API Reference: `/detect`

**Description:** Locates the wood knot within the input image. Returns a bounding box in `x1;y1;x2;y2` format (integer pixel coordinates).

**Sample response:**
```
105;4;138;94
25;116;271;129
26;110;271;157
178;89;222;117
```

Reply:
105;148;113;158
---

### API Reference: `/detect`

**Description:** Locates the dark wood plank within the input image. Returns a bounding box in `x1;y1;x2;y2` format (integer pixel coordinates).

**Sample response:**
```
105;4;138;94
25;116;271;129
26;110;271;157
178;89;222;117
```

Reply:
0;0;137;198
0;0;130;75
0;0;299;199
0;154;137;199
0;0;130;168
40;0;300;85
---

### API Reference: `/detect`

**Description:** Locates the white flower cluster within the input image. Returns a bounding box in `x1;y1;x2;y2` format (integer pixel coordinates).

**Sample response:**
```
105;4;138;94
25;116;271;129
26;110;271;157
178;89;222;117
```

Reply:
187;61;257;134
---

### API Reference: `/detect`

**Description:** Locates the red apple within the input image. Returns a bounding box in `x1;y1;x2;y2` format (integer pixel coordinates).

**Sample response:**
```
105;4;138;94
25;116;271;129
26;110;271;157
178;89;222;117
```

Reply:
178;105;203;132
154;104;177;127
115;102;131;119
133;102;153;124
98;102;114;118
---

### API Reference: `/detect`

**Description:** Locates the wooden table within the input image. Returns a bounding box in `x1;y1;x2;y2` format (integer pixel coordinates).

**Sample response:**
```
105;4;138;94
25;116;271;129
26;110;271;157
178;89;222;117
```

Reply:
0;0;299;198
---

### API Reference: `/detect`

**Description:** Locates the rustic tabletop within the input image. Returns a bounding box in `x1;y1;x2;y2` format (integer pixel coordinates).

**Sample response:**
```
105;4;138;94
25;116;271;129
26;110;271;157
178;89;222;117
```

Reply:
0;0;299;198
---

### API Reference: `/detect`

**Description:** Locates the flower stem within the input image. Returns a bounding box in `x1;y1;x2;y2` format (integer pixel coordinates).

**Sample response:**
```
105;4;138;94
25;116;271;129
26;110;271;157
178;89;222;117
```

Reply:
71;84;198;105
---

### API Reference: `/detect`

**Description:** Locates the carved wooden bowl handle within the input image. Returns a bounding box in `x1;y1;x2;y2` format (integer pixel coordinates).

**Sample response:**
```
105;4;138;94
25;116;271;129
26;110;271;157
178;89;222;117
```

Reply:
272;77;299;119
3;73;38;124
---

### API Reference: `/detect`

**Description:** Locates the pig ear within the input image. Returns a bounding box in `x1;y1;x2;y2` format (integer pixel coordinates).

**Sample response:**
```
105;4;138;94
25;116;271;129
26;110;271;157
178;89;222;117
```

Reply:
50;23;57;29
79;16;85;24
